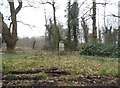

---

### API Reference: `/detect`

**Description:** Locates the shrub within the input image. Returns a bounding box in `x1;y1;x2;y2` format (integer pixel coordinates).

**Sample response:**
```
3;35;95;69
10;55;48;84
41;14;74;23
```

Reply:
80;44;118;58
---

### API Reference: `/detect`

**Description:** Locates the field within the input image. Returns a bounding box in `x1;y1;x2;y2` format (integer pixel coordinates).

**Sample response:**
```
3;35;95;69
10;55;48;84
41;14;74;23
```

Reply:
2;51;119;86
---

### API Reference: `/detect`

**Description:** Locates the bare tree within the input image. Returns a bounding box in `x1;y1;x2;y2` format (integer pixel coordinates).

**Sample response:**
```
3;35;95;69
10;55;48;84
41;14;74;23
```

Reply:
2;0;22;53
40;0;59;50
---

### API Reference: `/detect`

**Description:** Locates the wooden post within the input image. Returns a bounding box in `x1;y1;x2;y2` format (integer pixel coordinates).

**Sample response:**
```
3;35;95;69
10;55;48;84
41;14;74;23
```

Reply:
32;41;36;49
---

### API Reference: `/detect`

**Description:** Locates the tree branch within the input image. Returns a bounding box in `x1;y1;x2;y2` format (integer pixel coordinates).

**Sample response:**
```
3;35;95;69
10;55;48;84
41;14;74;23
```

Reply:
42;2;52;5
112;14;120;18
7;1;15;19
15;0;22;14
79;0;87;9
82;7;92;17
30;0;53;5
9;22;12;29
17;21;36;29
24;0;39;8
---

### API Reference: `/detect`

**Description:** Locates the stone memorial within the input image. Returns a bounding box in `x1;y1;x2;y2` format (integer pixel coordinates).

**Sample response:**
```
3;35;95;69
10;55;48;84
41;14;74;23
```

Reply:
58;41;64;55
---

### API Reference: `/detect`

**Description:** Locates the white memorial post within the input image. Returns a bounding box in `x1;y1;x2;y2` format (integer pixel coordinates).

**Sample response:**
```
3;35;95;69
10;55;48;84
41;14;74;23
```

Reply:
0;12;2;88
58;41;64;55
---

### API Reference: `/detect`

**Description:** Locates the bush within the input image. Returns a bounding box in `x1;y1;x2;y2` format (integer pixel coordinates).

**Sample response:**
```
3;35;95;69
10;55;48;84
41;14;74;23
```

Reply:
80;44;118;58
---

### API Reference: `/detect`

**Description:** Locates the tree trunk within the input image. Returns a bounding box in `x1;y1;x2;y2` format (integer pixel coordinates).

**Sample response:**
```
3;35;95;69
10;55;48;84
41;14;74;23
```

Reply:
81;17;88;44
53;3;59;50
2;21;17;53
73;26;78;50
98;30;102;43
118;26;120;57
92;0;97;44
6;39;16;53
67;0;71;50
48;1;59;50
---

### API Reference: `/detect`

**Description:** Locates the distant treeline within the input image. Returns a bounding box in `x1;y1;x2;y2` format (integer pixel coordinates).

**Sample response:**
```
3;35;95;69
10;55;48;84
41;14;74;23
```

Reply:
2;36;45;50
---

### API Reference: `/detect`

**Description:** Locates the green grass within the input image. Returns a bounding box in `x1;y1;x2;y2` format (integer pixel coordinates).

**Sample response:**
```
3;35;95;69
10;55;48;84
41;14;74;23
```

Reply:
2;51;34;59
2;51;119;86
2;51;119;77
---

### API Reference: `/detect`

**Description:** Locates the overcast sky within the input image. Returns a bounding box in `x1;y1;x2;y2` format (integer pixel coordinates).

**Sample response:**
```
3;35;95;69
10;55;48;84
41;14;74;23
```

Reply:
0;0;119;38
